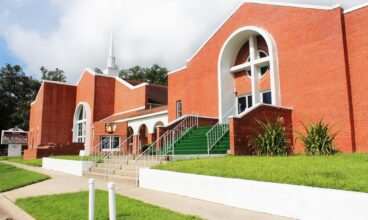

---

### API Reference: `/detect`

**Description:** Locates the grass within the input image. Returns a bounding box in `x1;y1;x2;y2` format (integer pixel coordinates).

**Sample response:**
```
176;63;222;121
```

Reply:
0;162;50;192
16;190;201;220
0;156;42;167
154;153;368;193
50;155;94;161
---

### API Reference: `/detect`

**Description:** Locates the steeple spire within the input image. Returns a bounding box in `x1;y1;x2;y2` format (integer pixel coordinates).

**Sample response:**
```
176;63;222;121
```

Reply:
103;32;119;76
109;33;114;57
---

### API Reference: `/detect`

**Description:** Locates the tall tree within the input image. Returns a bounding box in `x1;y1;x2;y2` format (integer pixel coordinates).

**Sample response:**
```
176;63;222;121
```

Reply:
119;64;168;85
94;67;103;74
40;66;66;82
0;64;40;132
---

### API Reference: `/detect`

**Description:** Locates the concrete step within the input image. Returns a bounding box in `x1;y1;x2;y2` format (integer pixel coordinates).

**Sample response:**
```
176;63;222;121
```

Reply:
84;171;136;185
96;163;122;169
102;158;128;164
90;167;114;174
115;169;137;178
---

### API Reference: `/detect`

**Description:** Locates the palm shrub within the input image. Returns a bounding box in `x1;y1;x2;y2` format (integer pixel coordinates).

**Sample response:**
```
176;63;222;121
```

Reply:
249;117;291;156
298;119;338;155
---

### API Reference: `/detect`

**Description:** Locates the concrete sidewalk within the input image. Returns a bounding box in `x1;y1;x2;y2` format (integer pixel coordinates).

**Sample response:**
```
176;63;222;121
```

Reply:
1;161;291;220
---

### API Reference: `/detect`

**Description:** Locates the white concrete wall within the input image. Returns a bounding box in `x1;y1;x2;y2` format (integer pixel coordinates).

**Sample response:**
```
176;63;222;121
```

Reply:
139;168;368;220
42;158;94;176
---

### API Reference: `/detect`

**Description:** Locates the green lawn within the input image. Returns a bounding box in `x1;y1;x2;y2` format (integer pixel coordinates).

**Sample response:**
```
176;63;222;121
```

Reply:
16;190;201;220
0;162;50;192
154;153;368;193
0;156;42;167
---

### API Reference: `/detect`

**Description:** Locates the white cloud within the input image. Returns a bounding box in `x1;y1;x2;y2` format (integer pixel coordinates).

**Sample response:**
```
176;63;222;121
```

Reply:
2;0;367;82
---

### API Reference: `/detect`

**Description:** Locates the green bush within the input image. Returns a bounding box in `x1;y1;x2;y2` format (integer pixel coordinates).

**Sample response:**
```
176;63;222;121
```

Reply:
249;117;291;156
298;119;338;155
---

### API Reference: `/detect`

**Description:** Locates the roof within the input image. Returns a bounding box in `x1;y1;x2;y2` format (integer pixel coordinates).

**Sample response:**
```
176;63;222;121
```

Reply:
98;105;168;123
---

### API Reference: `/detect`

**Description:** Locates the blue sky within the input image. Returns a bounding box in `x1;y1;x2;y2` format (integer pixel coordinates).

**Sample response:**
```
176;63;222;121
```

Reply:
0;0;366;82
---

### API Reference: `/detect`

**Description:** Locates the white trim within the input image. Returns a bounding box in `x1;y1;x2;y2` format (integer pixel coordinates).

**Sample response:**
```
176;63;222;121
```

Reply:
41;80;75;86
217;26;280;123
30;83;44;105
165;114;218;128
97;106;146;122
167;66;187;76
73;102;92;153
75;68;148;90
186;2;244;63
344;2;368;14
114;110;168;123
231;103;293;119
186;1;340;63
243;0;340;10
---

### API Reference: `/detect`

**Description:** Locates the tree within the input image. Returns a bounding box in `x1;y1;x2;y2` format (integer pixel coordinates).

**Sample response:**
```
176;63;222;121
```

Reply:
119;64;168;85
0;64;40;132
94;67;103;74
40;66;66;82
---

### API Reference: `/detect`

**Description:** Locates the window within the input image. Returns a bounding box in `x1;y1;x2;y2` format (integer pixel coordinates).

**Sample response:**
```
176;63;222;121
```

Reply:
100;136;120;151
262;91;272;104
237;94;253;114
246;50;269;77
237;91;272;114
76;106;86;143
176;100;182;118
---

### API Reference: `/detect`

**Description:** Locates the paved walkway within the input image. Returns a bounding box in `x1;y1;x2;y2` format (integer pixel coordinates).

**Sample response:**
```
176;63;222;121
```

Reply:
1;161;292;220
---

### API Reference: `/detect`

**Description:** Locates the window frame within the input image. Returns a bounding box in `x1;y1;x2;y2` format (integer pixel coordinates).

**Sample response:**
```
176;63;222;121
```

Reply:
100;136;121;151
236;90;272;115
176;100;182;119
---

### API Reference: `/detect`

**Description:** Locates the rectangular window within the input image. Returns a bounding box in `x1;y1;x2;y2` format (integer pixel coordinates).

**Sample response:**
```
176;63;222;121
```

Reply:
100;136;120;151
237;94;253;114
262;91;272;104
176;100;182;118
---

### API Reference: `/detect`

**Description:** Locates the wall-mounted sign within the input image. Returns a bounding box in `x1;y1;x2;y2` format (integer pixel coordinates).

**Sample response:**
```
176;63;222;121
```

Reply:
105;123;116;134
1;128;28;145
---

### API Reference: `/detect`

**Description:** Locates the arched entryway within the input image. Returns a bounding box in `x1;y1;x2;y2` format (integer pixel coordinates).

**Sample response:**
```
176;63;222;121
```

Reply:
73;102;92;153
151;121;164;142
218;26;280;123
138;124;148;150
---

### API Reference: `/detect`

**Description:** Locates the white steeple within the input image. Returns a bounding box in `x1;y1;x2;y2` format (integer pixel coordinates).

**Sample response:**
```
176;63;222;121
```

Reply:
103;33;119;76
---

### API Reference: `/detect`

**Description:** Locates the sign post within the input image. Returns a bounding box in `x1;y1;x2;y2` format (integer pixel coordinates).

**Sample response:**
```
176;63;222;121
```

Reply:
1;128;28;157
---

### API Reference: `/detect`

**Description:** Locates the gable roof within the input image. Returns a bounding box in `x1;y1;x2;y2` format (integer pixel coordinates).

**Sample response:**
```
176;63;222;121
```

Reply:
168;0;342;75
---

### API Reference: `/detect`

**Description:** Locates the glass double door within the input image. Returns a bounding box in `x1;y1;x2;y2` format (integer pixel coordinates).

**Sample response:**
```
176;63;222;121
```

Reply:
100;136;120;151
237;91;272;115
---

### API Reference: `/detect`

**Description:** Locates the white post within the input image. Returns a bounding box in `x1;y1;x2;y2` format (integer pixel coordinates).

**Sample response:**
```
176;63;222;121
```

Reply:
88;178;95;220
108;182;116;220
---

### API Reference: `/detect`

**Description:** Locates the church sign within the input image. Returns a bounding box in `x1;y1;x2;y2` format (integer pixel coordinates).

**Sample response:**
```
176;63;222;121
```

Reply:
1;129;28;145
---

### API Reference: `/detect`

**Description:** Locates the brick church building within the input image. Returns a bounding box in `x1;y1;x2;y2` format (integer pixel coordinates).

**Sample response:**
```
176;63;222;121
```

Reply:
26;1;368;159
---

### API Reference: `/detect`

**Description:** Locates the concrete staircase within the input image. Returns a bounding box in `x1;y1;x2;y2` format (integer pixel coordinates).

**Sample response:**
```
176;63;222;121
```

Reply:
84;155;165;185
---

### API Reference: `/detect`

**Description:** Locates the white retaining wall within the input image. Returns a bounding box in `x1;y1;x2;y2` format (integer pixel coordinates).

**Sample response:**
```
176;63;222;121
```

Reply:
139;168;368;220
42;158;94;176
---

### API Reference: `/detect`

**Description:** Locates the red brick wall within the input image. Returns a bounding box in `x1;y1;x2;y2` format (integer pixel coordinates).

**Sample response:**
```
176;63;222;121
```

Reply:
92;121;128;153
94;76;115;121
229;105;293;155
28;84;44;149
169;4;355;152
28;82;76;149
114;81;147;113
344;7;368;152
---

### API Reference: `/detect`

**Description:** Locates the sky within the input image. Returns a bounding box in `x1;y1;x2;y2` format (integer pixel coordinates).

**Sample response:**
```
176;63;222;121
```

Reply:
0;0;366;83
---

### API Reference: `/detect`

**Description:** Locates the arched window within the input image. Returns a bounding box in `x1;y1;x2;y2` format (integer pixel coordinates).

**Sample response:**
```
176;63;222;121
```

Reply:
218;26;280;122
75;105;86;143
